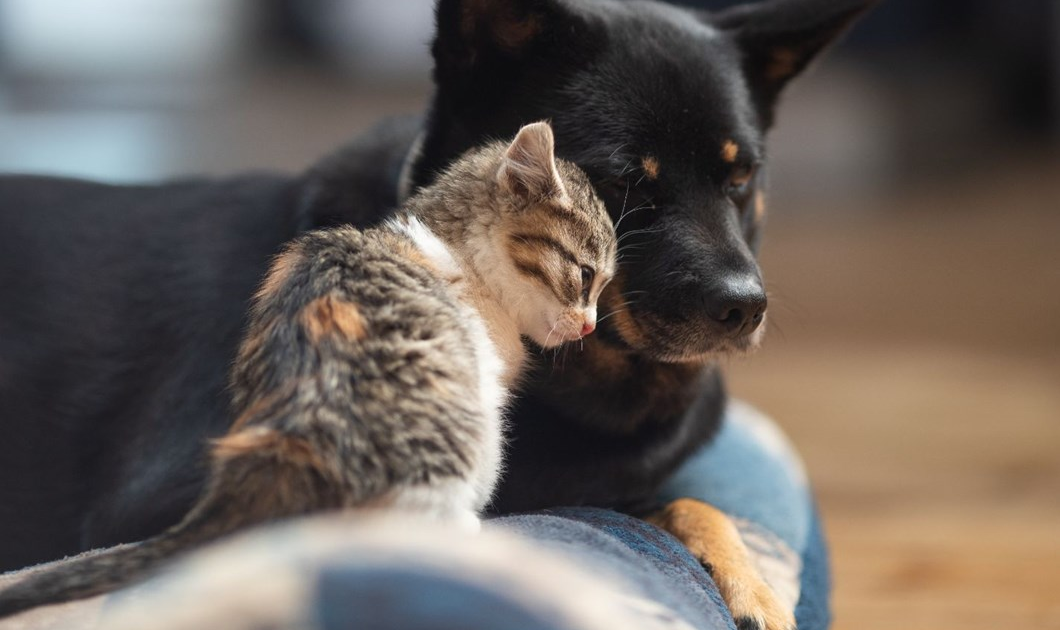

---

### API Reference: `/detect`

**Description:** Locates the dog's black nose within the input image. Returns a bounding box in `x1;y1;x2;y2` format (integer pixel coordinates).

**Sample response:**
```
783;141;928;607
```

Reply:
707;276;767;336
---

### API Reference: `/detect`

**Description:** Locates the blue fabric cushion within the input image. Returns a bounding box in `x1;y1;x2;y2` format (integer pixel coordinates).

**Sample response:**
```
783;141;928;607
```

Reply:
307;401;830;630
494;510;734;630
91;401;829;630
316;568;566;630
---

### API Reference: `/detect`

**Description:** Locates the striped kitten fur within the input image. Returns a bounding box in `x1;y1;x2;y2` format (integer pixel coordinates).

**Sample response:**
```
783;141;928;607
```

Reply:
0;122;616;618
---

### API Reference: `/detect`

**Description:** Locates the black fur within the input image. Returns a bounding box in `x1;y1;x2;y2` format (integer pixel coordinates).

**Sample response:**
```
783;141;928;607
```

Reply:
405;0;876;513
0;0;874;571
0;174;302;570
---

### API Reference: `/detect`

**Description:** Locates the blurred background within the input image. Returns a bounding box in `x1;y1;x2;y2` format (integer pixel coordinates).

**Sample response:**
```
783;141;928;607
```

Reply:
1;1;1057;628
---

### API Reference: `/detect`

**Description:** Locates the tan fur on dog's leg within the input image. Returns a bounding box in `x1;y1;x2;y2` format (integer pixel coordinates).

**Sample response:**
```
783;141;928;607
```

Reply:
647;498;796;630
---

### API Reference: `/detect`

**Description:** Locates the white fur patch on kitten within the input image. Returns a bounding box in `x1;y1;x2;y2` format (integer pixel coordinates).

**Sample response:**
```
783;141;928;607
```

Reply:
389;214;508;516
387;215;464;283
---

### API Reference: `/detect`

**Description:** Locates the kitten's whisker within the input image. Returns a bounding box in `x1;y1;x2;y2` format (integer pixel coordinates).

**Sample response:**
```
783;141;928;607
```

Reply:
614;196;648;231
595;299;643;324
616;180;631;229
613;194;632;231
549;345;562;370
542;319;561;351
617;226;666;244
613;200;653;232
618;225;666;239
555;344;568;370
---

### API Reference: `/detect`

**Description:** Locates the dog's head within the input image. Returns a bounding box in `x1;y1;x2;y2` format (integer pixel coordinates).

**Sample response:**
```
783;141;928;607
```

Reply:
410;0;875;363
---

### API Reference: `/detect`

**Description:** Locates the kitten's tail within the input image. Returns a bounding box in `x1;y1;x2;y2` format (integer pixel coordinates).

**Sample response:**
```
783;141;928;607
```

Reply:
0;422;338;619
0;497;242;619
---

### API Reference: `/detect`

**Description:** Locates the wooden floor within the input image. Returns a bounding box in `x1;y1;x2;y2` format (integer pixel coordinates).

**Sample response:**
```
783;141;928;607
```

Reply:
726;156;1060;630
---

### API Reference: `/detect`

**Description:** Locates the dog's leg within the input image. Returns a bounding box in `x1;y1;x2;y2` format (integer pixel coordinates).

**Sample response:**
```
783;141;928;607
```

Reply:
646;498;796;630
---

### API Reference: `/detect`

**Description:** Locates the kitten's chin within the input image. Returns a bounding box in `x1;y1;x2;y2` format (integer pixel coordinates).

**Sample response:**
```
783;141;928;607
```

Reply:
527;318;581;349
529;330;575;349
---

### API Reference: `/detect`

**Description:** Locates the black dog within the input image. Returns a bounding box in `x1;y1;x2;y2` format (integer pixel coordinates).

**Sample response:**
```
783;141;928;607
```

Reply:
309;0;875;517
0;0;872;607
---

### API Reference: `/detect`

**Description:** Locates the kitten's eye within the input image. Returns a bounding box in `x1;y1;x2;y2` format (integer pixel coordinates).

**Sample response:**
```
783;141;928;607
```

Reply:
725;164;757;203
580;265;595;300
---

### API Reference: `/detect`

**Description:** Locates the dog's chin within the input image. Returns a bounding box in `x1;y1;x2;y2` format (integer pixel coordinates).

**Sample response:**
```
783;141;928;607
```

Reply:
615;313;768;365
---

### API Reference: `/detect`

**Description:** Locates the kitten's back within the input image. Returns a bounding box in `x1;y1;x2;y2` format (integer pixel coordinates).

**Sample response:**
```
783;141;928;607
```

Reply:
229;225;495;505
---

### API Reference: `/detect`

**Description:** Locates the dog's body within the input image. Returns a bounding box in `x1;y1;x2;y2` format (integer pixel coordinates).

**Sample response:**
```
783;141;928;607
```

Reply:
0;0;872;602
0;174;300;565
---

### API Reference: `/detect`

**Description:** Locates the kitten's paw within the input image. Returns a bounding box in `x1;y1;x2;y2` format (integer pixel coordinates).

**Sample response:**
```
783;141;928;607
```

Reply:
647;498;795;630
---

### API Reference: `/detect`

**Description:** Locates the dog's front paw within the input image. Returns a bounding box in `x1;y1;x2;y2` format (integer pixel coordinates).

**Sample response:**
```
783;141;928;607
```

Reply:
719;569;795;630
647;498;796;630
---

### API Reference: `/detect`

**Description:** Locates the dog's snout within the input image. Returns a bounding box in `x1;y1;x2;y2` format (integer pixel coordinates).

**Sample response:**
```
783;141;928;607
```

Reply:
707;276;767;337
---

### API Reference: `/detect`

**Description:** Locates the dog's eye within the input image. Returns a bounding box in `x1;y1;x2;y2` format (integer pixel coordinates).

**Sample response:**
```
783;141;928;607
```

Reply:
725;164;757;202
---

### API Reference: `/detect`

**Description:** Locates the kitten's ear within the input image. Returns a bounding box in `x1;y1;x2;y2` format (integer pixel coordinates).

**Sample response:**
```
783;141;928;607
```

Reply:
498;122;567;203
712;0;878;126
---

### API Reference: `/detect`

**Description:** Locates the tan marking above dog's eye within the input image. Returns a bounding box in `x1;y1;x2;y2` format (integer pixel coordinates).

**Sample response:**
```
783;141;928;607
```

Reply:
721;140;739;164
766;47;799;82
640;156;660;181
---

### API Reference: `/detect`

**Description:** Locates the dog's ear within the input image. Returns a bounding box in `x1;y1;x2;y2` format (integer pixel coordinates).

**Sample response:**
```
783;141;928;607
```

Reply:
498;122;567;203
433;0;573;75
713;0;878;125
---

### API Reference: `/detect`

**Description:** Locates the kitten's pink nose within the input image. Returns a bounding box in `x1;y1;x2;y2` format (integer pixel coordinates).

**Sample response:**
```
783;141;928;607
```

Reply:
580;321;596;337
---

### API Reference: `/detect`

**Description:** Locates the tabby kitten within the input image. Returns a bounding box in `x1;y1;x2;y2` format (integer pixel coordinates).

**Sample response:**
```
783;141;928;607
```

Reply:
0;122;616;617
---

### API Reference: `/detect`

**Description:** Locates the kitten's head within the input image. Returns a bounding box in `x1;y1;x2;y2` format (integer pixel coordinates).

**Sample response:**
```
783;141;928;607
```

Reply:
491;122;617;348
